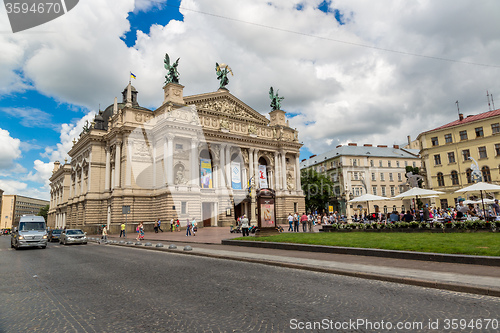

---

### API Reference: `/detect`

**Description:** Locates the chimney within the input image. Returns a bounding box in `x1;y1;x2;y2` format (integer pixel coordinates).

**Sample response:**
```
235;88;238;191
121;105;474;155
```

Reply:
348;143;357;146
407;135;411;145
53;161;61;173
336;145;342;148
459;113;464;121
377;145;388;148
310;154;317;159
393;145;399;149
363;144;372;147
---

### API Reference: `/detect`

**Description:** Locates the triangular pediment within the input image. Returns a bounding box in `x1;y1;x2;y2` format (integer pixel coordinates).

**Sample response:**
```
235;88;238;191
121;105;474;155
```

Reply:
184;89;269;125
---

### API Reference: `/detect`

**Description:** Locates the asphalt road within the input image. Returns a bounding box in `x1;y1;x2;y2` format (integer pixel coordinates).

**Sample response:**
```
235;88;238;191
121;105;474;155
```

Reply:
0;236;499;333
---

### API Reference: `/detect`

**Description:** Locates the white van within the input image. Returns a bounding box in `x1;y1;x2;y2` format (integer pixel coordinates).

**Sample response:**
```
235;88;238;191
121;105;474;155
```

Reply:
11;215;48;250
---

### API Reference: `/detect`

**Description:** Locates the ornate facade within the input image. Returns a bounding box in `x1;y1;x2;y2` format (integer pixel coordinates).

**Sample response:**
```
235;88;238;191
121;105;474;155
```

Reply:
48;82;305;233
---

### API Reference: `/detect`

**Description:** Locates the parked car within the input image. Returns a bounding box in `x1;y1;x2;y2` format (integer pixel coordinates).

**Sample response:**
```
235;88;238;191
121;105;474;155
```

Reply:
1;228;11;235
59;229;87;245
48;229;63;242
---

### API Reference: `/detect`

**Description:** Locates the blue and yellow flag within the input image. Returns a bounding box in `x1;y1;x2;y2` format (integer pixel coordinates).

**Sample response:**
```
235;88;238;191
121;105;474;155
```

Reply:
130;72;136;79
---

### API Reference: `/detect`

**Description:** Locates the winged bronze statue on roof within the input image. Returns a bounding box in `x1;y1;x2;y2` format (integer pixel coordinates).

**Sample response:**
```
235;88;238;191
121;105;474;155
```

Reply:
164;53;180;84
269;87;284;111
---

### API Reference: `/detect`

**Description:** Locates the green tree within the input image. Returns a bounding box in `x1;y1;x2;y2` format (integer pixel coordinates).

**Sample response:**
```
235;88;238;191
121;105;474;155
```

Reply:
38;204;49;221
301;169;334;213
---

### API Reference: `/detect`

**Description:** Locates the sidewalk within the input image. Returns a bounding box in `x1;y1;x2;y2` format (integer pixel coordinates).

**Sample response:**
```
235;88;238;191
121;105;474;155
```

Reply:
105;226;500;297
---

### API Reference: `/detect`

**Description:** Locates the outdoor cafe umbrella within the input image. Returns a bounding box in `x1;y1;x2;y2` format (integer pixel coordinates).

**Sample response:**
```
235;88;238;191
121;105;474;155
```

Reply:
348;193;390;214
455;182;500;218
393;187;444;209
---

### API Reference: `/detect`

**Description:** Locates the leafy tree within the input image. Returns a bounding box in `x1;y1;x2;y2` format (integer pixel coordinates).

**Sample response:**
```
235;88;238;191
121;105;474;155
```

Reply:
38;204;49;221
301;169;334;213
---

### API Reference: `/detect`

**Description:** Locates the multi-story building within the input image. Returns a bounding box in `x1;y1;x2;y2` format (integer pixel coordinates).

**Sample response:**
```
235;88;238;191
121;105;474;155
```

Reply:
300;143;420;217
0;194;49;229
417;109;500;208
48;77;305;232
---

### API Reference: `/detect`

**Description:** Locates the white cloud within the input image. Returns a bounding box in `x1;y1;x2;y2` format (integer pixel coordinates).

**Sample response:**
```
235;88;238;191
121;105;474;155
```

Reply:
0;107;58;130
0;179;49;201
0;128;22;169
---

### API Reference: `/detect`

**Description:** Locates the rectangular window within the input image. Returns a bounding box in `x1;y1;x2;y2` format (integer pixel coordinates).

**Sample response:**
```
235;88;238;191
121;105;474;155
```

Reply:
396;161;400;167
389;173;393;181
372;186;377;196
398;173;402;181
492;123;500;134
404;161;408;167
462;149;470;161
353;159;357;166
413;162;416;167
475;127;484;137
380;173;385;181
445;134;453;143
478;146;487;159
447;152;455;163
371;173;376;181
390;186;395;197
353;172;358;180
379;160;383;167
181;201;187;214
175;144;183;150
431;137;439;146
459;130;468;141
399;185;404;193
388;161;391;167
370;160;374;167
381;187;386;196
434;154;441;165
495;144;500;156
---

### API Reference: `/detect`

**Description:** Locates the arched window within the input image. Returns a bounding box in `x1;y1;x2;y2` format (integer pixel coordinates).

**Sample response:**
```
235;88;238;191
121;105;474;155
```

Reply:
482;166;491;182
450;170;459;185
466;168;472;184
437;172;445;186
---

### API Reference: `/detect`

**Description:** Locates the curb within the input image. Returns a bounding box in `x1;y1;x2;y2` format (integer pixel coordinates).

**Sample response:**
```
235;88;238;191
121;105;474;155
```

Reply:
221;240;500;266
97;240;500;298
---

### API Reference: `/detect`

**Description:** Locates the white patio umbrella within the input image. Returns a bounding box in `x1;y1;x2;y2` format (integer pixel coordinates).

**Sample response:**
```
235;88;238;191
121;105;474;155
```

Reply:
393;187;444;210
348;193;390;214
455;182;500;217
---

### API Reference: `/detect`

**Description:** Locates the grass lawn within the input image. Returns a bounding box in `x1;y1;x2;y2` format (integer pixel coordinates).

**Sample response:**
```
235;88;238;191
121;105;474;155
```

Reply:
235;232;500;256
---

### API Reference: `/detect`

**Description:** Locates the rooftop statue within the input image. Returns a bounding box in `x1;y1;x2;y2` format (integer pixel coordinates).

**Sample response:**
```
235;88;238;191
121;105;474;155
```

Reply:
215;63;233;89
164;53;180;84
269;87;284;110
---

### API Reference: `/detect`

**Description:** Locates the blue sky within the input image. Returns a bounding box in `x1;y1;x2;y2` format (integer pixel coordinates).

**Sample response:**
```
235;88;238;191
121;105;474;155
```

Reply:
1;0;499;200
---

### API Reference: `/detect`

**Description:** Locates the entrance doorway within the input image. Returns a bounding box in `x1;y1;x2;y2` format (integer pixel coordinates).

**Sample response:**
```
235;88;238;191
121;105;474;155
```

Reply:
202;203;212;227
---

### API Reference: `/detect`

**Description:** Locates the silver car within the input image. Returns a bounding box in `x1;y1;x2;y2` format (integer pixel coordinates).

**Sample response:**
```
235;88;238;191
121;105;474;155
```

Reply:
59;229;87;245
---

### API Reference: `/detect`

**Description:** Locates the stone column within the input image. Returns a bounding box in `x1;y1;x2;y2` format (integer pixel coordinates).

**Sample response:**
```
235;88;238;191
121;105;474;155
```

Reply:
220;144;226;187
115;141;121;188
167;134;174;185
225;144;231;188
152;140;156;188
274;151;280;190
254;149;259;189
87;150;92;192
105;147;110;190
125;139;132;187
295;153;301;192
80;166;84;195
191;139;198;186
281;150;287;191
212;144;219;188
249;148;254;186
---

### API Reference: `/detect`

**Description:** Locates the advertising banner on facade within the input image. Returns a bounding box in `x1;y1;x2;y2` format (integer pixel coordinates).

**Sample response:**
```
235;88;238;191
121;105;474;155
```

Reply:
200;159;212;188
258;165;268;188
231;162;241;189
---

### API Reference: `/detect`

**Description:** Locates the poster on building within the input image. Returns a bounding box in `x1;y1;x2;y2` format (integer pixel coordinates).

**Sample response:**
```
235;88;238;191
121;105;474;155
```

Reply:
200;159;212;188
258;165;268;188
260;202;275;228
329;206;334;213
231;162;241;189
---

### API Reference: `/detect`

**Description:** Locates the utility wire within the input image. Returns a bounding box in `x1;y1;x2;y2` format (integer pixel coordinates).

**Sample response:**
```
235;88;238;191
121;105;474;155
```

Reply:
145;0;500;69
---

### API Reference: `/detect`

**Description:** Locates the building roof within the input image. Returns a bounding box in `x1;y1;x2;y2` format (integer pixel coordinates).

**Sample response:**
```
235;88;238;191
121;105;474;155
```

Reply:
300;145;420;169
423;108;500;134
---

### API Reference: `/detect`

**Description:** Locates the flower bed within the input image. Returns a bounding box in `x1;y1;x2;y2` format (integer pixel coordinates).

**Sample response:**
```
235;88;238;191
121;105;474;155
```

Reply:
320;220;500;232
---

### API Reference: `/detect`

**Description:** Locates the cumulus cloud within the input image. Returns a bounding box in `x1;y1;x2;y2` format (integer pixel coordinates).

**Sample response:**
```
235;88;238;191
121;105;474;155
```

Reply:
0;107;58;130
0;128;22;169
1;0;500;161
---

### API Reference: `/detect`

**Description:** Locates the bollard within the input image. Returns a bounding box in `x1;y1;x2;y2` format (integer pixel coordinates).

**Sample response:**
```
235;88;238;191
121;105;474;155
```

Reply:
119;241;125;244
144;242;152;247
183;245;192;251
135;242;142;246
156;243;164;247
126;241;134;245
168;244;177;249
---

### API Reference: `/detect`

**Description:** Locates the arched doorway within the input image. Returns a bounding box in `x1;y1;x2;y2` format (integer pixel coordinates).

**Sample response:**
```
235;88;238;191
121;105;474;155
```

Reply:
258;157;270;189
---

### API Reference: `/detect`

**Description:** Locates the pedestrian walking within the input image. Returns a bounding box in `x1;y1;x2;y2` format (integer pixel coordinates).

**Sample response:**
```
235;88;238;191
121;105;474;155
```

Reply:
287;213;293;231
101;225;108;241
119;222;126;238
185;218;191;236
176;219;180;231
136;222;144;241
191;218;197;236
293;213;299;232
158;219;163;232
300;212;307;232
154;220;159;233
307;213;313;232
240;214;249;236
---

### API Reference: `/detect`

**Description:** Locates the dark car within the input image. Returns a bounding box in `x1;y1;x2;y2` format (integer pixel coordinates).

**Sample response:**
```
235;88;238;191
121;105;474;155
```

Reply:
48;229;63;242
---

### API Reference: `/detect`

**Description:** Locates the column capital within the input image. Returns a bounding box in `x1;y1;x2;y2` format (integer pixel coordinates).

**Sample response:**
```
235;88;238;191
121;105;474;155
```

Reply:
166;133;176;141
